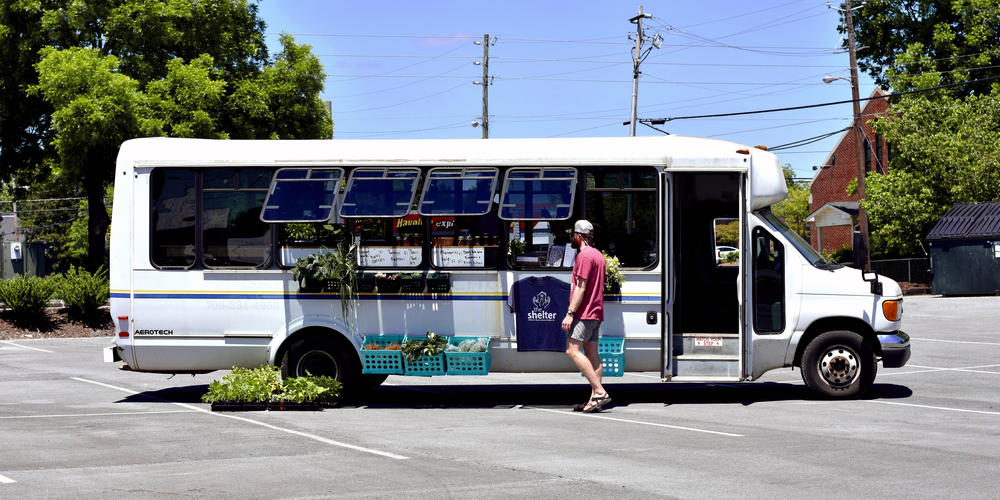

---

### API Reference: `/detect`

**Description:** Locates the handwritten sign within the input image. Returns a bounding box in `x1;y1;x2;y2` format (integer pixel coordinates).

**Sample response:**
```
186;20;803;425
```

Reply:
433;247;485;267
358;246;421;267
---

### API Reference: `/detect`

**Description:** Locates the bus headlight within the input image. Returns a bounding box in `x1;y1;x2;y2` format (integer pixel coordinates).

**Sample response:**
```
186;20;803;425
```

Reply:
882;300;901;322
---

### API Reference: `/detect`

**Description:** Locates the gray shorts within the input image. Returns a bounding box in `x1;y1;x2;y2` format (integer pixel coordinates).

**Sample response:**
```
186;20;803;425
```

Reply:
568;319;601;343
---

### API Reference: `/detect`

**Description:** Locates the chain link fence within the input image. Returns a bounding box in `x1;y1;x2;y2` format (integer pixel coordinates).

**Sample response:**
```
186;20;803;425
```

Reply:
870;258;931;283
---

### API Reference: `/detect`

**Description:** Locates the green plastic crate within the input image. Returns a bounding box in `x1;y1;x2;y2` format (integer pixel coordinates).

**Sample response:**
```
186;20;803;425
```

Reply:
401;335;446;376
581;337;625;377
361;335;404;374
444;336;491;375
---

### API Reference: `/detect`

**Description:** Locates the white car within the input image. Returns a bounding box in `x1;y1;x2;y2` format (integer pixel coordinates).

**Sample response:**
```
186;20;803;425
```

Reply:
716;245;738;263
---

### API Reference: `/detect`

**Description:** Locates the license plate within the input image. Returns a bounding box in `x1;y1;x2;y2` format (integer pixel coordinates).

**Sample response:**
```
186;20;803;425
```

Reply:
695;337;723;347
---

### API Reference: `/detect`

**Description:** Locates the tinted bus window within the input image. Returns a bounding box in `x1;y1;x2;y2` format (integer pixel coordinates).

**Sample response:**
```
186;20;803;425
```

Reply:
499;168;577;220
150;169;196;268
202;168;272;268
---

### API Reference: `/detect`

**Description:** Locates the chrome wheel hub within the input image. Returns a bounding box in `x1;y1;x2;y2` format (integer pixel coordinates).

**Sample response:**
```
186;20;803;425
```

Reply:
819;346;859;387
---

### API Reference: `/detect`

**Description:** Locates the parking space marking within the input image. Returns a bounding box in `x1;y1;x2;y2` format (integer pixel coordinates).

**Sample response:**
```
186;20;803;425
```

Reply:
0;410;198;420
0;341;54;353
862;400;1000;416
71;377;409;460
906;363;1000;375
0;473;15;484
912;338;1000;346
530;407;744;437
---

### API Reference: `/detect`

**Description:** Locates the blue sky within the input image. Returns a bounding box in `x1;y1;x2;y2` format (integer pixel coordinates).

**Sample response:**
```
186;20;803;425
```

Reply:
257;0;878;180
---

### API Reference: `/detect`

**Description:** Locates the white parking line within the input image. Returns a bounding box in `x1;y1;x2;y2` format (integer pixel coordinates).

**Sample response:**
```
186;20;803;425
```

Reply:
530;407;744;437
0;473;15;484
70;377;409;460
861;400;1000;416
912;338;1000;346
0;340;53;353
0;410;197;419
905;363;1000;375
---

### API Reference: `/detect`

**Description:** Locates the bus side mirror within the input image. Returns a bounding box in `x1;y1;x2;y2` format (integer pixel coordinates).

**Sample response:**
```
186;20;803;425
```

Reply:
862;271;883;296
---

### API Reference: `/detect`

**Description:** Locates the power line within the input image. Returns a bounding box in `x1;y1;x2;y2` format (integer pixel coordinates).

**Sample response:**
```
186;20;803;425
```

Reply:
768;127;852;151
639;74;1000;124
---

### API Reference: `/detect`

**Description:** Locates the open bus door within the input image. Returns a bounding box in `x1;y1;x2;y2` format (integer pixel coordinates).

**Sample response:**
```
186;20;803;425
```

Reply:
661;171;673;380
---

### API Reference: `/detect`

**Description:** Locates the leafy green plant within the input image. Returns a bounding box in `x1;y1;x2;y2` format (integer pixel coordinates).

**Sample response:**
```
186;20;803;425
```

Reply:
200;365;342;405
507;239;525;258
603;251;625;293
402;331;448;362
0;275;56;327
291;239;359;329
279;375;342;404
200;365;283;403
54;265;109;324
723;251;739;264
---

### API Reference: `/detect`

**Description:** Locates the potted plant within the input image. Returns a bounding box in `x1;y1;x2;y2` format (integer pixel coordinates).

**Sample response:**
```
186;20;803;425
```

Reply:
374;272;402;293
603;252;625;295
292;239;360;327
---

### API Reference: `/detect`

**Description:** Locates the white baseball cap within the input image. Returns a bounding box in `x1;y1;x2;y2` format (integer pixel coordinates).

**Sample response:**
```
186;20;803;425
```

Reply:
573;219;594;235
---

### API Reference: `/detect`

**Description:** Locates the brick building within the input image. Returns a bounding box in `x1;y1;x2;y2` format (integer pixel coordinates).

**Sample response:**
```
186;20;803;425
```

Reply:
807;87;890;254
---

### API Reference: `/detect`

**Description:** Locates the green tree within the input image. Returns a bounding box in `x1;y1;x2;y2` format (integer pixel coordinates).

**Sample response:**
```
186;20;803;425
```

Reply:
865;89;1000;256
844;0;1000;94
2;1;332;270
772;164;811;240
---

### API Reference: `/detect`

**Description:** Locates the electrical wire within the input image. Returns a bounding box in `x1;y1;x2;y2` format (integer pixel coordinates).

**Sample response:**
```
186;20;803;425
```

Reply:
768;127;852;151
641;74;1000;123
333;81;470;114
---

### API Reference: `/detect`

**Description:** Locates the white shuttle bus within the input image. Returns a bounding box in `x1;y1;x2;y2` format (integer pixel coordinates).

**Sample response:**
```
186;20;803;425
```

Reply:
105;136;910;398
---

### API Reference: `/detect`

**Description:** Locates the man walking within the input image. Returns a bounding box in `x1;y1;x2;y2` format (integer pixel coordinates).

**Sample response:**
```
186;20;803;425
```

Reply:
561;220;610;413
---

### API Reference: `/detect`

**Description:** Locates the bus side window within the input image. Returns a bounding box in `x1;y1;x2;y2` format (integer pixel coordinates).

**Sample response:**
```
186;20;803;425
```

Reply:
499;167;577;268
202;168;273;269
583;168;657;268
151;168;196;268
752;227;784;333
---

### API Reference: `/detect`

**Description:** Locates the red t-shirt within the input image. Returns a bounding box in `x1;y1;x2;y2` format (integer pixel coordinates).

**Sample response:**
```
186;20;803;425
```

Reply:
571;245;606;321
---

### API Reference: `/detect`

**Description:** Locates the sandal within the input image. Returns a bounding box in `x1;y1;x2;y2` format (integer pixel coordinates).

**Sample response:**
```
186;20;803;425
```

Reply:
582;393;612;413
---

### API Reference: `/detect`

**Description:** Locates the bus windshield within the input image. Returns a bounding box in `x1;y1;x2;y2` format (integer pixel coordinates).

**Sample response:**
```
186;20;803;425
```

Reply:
758;209;832;268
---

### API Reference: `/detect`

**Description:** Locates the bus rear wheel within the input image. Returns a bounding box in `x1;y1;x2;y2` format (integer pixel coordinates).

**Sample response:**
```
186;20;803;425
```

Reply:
801;330;876;399
280;336;357;388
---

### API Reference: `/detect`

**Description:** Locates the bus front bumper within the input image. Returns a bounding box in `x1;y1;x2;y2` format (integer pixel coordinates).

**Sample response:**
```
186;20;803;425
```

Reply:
878;331;911;368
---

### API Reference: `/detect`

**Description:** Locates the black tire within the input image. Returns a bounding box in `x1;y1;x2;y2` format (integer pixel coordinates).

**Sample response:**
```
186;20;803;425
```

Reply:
801;330;877;399
280;336;358;389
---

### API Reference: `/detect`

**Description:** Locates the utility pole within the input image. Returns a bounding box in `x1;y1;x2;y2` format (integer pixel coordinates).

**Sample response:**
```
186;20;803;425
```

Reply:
629;6;653;137
844;0;870;271
474;34;492;139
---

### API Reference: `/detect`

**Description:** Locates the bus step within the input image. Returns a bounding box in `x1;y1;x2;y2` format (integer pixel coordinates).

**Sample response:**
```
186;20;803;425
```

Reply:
675;354;740;378
672;333;740;356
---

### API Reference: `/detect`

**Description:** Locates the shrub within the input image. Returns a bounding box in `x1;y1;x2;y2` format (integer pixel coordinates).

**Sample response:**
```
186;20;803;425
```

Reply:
0;275;56;327
55;265;110;324
200;365;343;405
201;365;283;403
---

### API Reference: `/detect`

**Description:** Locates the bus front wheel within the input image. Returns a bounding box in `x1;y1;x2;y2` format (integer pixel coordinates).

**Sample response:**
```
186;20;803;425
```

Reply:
280;336;357;388
801;330;876;399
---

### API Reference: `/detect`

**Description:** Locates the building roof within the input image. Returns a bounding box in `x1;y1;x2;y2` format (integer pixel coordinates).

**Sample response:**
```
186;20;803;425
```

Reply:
927;201;1000;240
806;201;858;222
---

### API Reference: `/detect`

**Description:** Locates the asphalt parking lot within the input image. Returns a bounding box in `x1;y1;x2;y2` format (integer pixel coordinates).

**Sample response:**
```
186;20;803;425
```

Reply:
1;295;998;499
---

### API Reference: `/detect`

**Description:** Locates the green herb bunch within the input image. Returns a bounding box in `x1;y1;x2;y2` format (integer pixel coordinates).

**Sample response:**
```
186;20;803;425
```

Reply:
402;331;449;362
200;365;343;404
602;251;625;292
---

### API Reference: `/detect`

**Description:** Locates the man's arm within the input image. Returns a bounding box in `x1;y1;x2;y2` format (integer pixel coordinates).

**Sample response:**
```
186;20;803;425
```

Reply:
561;276;587;332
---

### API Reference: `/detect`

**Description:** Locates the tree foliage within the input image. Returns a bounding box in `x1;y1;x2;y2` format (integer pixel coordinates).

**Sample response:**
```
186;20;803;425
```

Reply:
772;164;811;240
844;0;1000;94
1;1;332;271
866;89;1000;256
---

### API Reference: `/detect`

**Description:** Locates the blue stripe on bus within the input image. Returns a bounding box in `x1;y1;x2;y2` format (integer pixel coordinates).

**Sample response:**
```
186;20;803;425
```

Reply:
110;292;660;302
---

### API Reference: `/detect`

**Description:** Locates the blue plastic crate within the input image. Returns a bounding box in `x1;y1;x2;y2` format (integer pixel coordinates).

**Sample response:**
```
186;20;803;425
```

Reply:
401;335;447;376
361;335;404;374
581;337;625;377
444;337;492;375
